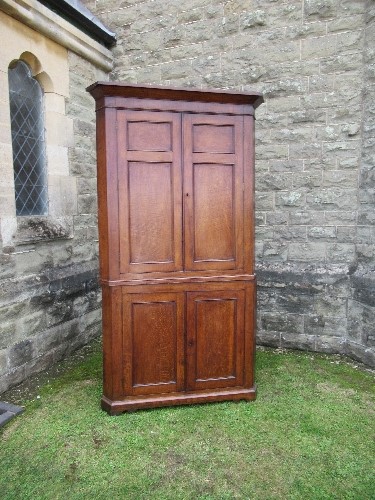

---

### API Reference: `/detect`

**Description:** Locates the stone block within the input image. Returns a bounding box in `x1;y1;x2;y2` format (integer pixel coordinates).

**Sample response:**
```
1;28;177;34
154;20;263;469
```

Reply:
275;190;305;208
0;349;7;376
0;321;18;350
8;339;33;369
304;0;336;20
162;26;184;48
77;194;98;215
315;294;347;317
315;336;345;354
48;176;78;217
46;145;70;177
351;276;375;308
306;189;357;211
256;192;274;211
326;243;356;263
36;322;71;356
345;341;375;368
25;350;55;380
268;160;303;173
292;173;322;189
256;173;292;191
261;312;304;334
256;226;274;240
309;74;335;92
136;66;162;84
289;142;322;159
324;211;356;225
240;10;267;30
0;253;16;280
255;241;264;260
77;177;97;196
276;287;316;315
358;209;375;226
263;242;288;261
305;315;347;337
347;299;363;341
0;365;25;394
21;311;47;337
183;20;214;44
301;35;337;60
270;126;316;143
336;30;364;54
281;333;316;351
262;77;308;98
266;212;289;225
321;53;362;74
287;21;326;40
336;226;357;243
170;44;203;61
289;242;326;261
308;226;336;240
256;331;281;348
177;9;202;24
267;96;301;113
0;302;26;323
274;226;307;242
45;112;74;147
289;211;324;225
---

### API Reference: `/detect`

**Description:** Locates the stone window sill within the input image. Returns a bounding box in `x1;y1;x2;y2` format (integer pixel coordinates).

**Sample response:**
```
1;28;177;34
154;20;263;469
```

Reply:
12;216;74;247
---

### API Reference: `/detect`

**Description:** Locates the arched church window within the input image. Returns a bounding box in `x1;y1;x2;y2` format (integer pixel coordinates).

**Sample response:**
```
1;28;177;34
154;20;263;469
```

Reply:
8;60;48;216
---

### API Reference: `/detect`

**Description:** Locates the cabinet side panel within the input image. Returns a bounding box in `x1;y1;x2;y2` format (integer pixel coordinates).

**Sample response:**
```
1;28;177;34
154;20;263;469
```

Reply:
243;116;255;274
96;107;120;280
102;285;123;400
244;281;256;387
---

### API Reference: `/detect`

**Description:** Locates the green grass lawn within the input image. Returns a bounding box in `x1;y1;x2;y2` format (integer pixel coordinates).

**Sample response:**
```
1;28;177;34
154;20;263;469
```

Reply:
1;341;374;500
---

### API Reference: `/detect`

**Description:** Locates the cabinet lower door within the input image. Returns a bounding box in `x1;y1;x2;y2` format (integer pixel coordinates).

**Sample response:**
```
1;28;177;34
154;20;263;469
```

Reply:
122;291;185;396
186;289;245;391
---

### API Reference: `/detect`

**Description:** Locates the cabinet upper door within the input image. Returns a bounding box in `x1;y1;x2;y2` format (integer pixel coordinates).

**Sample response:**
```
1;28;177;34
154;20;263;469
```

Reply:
183;114;244;272
117;110;183;274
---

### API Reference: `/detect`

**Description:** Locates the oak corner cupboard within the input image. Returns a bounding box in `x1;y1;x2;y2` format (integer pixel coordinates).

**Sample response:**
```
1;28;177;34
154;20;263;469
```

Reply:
87;82;264;414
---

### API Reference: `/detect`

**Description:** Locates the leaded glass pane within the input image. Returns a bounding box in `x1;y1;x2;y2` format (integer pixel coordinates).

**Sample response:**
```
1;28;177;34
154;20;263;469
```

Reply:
8;60;48;216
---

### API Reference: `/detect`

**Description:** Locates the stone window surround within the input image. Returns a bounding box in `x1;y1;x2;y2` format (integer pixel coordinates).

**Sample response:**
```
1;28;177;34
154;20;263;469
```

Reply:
0;0;113;72
1;47;77;250
0;0;113;251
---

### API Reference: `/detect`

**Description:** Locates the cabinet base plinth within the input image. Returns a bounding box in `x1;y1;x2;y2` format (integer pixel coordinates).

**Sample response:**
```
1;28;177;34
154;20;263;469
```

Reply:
101;386;257;415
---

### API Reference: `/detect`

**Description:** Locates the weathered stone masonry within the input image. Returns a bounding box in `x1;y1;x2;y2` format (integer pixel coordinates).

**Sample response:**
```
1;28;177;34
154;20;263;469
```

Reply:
1;0;374;395
86;0;374;366
0;0;113;393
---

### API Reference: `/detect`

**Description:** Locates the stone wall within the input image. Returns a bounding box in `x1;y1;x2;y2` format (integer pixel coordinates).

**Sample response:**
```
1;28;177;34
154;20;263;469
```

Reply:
86;0;374;366
0;2;110;393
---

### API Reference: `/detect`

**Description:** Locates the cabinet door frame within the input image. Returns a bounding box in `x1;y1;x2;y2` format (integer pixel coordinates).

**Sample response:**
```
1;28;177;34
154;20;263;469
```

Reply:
185;288;245;391
117;110;183;275
183;113;244;272
122;290;185;396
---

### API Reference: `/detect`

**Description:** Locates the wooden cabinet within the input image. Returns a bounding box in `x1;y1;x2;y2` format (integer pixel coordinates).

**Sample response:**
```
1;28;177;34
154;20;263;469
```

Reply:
87;82;263;413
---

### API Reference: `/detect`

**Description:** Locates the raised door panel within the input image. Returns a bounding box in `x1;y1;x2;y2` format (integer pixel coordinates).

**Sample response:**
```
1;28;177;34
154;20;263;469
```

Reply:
123;291;184;395
186;289;245;391
117;110;183;274
184;114;244;272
